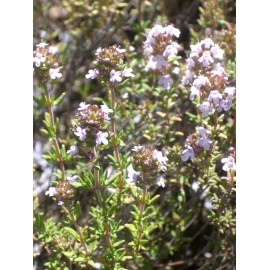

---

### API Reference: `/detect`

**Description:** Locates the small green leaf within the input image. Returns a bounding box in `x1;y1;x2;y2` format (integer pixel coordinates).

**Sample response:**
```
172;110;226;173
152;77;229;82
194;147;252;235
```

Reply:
63;227;80;242
105;171;122;186
53;92;66;106
74;201;81;220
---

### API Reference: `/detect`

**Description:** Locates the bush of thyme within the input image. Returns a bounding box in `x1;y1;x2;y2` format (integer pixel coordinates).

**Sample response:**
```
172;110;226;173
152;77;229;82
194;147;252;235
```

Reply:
33;0;236;269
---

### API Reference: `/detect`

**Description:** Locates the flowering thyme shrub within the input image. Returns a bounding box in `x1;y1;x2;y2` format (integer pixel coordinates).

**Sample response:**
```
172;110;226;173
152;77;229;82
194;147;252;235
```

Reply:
34;1;236;269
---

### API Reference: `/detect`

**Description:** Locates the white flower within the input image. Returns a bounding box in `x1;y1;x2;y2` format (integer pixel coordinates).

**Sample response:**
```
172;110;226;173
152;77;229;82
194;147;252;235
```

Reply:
85;69;99;79
210;44;224;60
208;90;222;105
198;51;214;67
45;187;56;197
164;25;180;37
189;86;200;100
202;38;214;49
163;44;178;58
221;156;236;172
58;201;64;206
182;146;195;161
153;150;168;170
211;63;226;77
190;43;202;58
156;176;165;187
145;55;167;71
132;145;143;152
198;102;215;117
110;70;122;82
74;126;87;141
186;58;195;69
67;175;78;183
36;42;48;48
126;164;140;184
96;131;108;145
115;47;126;54
49;68;62;80
67;145;79;155
78;102;89;111
149;24;165;37
100;104;113;114
158;74;173;90
122;67;134;78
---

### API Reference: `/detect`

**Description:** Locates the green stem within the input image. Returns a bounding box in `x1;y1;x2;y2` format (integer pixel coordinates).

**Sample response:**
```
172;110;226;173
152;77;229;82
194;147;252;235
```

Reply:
62;206;89;255
93;147;112;249
135;177;148;255
44;85;65;181
109;84;123;201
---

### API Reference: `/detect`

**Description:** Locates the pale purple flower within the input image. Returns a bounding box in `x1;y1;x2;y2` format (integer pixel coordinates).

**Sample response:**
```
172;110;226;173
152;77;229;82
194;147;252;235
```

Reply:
198;137;212;150
49;68;62;79
189;86;200;100
202;38;214;49
143;45;154;57
198;126;211;138
126;164;140;184
67;145;79;155
218;98;233;112
186;58;195;69
122;67;134;78
211;63;226;77
198;102;215;117
67;175;78;183
164;25;180;37
100;104;113;121
182;146;195;161
58;201;64;206
182;70;193;85
145;55;168;71
208;90;222;105
74;126;87;141
221;156;236;172
153;150;168;170
190;43;202;58
210;44;224;60
163;44;178;58
78;102;89;111
156;176;165;187
198;51;214;67
85;69;99;79
149;24;165;37
45;187;56;197
96;131;108;145
158;74;173;90
193;75;210;90
224;87;236;99
110;70;122;82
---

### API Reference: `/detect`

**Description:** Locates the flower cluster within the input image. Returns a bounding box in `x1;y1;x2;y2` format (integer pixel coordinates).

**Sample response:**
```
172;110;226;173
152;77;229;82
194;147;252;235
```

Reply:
127;145;168;187
182;37;235;116
143;24;181;90
33;42;62;82
68;102;112;159
85;45;134;85
221;147;236;172
45;177;77;206
182;126;213;161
